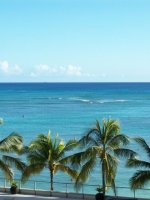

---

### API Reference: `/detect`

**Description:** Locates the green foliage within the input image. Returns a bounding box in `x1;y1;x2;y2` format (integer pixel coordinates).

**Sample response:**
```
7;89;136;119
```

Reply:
0;118;24;181
96;186;103;193
70;119;136;195
22;131;78;191
11;181;17;187
127;137;150;189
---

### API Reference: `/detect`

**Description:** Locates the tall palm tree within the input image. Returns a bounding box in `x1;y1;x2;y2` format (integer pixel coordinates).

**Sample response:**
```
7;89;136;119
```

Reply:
0;118;24;180
22;131;78;191
69;119;136;196
127;137;150;189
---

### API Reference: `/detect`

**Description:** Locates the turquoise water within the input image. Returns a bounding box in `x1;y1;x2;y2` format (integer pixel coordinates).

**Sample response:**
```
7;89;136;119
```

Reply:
0;83;150;197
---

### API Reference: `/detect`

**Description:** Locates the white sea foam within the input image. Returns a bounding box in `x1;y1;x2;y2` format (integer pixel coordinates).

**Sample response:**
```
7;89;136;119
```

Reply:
115;99;128;102
48;97;62;100
69;97;128;104
97;99;128;104
69;97;91;103
81;99;90;102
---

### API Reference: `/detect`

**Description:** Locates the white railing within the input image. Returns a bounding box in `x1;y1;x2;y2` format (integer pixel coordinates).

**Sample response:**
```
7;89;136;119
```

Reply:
0;178;150;199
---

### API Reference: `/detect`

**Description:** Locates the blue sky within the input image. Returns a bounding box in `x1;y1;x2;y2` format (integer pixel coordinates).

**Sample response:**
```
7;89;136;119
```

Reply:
0;0;150;82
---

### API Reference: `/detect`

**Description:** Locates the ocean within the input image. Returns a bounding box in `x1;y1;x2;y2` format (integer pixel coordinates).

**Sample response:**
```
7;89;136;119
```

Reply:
0;82;150;197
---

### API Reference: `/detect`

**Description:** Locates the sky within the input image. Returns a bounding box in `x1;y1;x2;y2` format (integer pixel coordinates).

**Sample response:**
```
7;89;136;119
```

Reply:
0;0;150;82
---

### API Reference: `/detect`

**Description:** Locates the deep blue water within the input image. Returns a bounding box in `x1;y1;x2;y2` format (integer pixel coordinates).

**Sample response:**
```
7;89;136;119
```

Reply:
0;83;150;197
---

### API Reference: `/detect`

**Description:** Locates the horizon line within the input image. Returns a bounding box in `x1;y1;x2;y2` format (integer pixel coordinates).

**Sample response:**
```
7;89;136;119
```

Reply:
0;81;150;84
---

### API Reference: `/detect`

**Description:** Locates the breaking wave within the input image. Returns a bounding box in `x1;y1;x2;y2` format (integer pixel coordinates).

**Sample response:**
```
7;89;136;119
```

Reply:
69;97;128;104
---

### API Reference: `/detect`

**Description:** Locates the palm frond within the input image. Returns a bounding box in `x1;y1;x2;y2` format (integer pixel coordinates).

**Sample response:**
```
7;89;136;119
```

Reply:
53;133;59;149
114;148;137;159
56;164;78;179
29;139;47;150
18;146;30;155
103;119;120;144
106;154;118;174
75;157;96;185
80;135;100;149
95;120;102;136
104;156;117;190
71;147;98;168
130;170;150;189
3;155;26;171
27;150;47;164
108;134;130;148
111;179;117;196
0;133;22;152
79;132;100;148
58;139;79;162
21;163;45;183
59;152;82;167
55;140;65;157
79;120;103;147
134;137;150;158
0;159;13;180
29;133;50;150
61;151;85;167
127;159;150;169
63;139;78;152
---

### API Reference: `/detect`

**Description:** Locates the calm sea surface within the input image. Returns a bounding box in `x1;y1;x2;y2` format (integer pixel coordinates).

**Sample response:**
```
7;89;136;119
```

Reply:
0;83;150;197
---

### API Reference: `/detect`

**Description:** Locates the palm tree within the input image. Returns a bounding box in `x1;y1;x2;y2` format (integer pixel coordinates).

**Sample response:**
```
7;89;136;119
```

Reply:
0;118;24;180
22;131;78;191
127;137;150;189
69;119;136;196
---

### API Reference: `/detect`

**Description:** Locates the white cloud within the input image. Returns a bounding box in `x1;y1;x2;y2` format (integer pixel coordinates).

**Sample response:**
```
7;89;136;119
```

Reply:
59;66;66;73
0;60;9;73
0;60;23;75
30;64;94;78
37;64;49;72
34;64;58;75
0;60;96;81
66;65;81;76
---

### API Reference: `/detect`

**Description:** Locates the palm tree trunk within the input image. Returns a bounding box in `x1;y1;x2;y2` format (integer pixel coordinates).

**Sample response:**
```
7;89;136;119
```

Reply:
50;169;54;191
102;161;106;197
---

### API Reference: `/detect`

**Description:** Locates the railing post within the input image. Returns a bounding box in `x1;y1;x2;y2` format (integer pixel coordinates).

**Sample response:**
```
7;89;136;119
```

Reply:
34;181;36;195
134;189;135;199
82;184;84;199
19;180;21;194
4;179;6;193
66;183;68;198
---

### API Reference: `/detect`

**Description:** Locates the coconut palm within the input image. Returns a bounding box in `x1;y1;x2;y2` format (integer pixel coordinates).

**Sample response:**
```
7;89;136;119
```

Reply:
127;137;150;189
21;131;78;191
69;119;136;196
0;118;24;180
